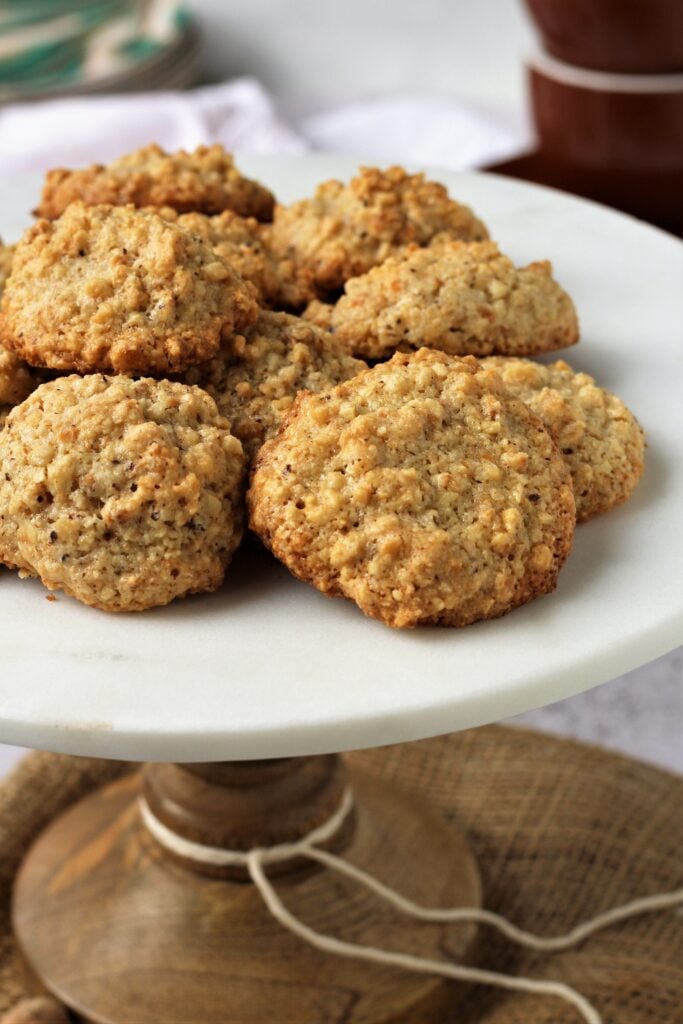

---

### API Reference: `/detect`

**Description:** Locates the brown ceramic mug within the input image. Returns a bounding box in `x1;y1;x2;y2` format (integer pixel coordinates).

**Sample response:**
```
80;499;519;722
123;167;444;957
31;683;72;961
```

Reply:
525;0;683;74
528;52;683;227
529;53;683;173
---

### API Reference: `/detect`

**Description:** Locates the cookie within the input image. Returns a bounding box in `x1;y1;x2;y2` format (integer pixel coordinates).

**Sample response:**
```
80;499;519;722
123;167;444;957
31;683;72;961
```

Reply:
0;345;43;427
0;240;13;296
154;208;310;309
183;311;367;460
35;143;275;221
482;358;645;521
0;203;259;374
304;240;579;359
249;349;575;628
0;375;246;611
1;238;42;424
269;165;488;299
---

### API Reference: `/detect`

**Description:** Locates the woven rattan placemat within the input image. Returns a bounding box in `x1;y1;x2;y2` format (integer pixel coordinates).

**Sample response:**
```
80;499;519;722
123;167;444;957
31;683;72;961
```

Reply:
1;725;681;1022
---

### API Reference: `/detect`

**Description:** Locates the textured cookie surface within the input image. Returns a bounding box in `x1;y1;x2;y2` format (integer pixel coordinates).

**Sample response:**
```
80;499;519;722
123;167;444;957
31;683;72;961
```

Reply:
184;311;367;460
305;241;578;359
0;241;12;296
0;239;15;421
269;165;488;299
0;375;246;611
1;240;42;424
36;143;275;221
155;208;309;309
249;349;575;628
0;345;43;427
0;203;259;374
482;358;644;521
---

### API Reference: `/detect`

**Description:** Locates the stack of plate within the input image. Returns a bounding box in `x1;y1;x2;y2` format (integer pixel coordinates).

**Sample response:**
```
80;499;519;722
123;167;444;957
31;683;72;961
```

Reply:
0;1;201;103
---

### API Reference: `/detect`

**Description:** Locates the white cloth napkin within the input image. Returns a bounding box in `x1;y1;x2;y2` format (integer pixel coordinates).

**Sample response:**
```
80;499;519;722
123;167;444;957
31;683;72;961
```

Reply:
0;79;307;175
302;93;531;171
0;76;530;177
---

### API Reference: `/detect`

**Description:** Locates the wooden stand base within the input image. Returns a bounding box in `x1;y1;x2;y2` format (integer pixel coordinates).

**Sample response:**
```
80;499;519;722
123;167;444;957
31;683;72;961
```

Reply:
12;755;481;1024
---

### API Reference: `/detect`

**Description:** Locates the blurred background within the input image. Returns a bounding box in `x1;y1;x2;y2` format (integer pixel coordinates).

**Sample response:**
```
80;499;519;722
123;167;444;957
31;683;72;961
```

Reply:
0;0;680;230
0;0;680;773
0;1;532;108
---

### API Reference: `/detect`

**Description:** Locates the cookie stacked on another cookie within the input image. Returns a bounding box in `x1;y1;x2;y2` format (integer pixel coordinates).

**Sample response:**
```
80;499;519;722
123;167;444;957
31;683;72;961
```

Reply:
0;202;259;374
152;208;311;310
268;165;489;302
183;311;367;460
304;240;579;359
249;350;576;629
35;143;275;222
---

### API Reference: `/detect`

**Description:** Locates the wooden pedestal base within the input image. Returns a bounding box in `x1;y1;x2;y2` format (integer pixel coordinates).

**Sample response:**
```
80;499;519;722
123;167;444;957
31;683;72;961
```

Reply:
12;755;481;1024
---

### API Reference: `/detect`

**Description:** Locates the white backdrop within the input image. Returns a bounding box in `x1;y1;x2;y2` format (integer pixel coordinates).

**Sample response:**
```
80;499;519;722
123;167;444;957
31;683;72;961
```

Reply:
189;0;535;118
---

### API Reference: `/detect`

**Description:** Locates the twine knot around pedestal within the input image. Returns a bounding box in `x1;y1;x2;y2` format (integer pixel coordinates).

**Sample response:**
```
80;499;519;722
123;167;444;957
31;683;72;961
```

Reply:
139;786;683;1024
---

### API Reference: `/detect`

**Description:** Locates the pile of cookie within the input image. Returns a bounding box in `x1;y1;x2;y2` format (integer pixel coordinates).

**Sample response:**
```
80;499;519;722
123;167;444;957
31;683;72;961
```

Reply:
0;145;644;627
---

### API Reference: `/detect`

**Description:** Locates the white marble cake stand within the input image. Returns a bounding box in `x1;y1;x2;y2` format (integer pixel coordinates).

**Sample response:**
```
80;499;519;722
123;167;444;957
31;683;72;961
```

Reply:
1;160;682;1024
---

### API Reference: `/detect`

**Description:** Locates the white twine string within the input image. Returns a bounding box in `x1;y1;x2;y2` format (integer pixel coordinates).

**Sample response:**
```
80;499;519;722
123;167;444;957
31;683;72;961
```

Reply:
139;790;683;1024
139;787;356;867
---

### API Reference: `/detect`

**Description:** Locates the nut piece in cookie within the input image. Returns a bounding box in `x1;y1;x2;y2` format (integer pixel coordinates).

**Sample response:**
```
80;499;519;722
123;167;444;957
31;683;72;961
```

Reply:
249;349;576;629
305;240;579;359
0;376;246;611
0;344;43;428
154;208;310;309
0;203;259;374
482;357;645;521
184;311;367;461
36;143;275;221
269;165;489;300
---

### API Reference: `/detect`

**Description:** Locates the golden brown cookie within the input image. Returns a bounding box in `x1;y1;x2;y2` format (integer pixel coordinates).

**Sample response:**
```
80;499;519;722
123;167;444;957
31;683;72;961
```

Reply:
183;311;367;460
249;349;575;628
0;375;246;611
304;240;579;359
0;240;13;296
0;344;43;427
0;203;259;374
482;357;645;521
35;143;274;221
269;165;488;299
153;207;310;309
